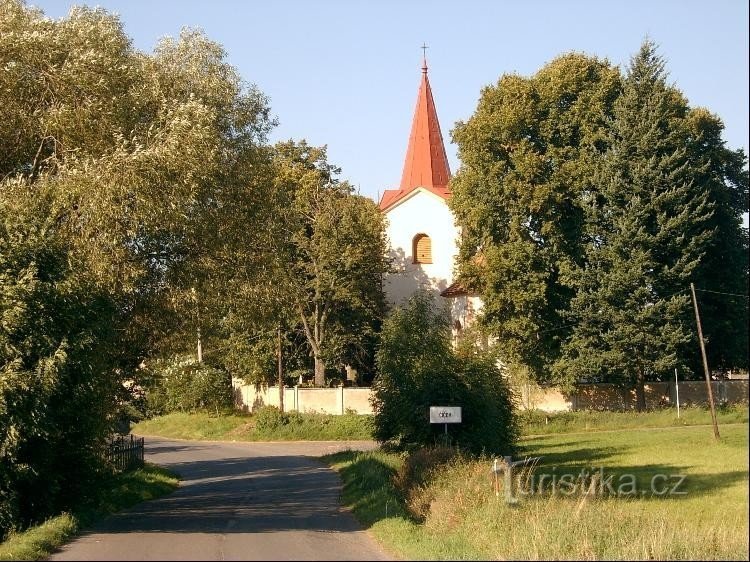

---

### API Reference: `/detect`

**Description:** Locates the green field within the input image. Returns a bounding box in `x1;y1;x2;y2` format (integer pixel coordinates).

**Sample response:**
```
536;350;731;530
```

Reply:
132;410;374;441
133;404;747;442
324;422;750;560
518;403;748;435
0;464;179;561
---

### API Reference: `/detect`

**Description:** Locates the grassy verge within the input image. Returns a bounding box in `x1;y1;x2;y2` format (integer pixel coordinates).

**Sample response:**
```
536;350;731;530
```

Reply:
0;463;178;561
518;403;748;435
324;423;749;560
133;405;748;443
133;410;374;441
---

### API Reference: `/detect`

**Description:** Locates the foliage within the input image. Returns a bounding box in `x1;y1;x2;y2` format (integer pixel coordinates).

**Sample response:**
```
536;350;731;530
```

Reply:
132;411;375;441
220;142;388;387
252;405;288;431
682;109;749;371
0;0;273;535
144;356;233;415
450;52;622;381
269;142;388;386
451;43;748;387
0;217;121;539
554;42;715;409
0;463;178;561
371;292;517;455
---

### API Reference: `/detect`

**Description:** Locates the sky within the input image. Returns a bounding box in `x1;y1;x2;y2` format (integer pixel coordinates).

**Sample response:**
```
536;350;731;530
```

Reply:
31;0;750;205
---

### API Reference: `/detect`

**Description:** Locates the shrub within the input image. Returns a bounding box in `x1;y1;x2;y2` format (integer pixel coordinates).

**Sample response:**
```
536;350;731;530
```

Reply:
372;291;518;456
253;405;287;430
144;356;233;415
0;220;122;539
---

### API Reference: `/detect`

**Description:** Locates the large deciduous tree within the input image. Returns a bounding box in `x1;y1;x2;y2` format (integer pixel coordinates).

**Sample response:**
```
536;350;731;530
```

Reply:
0;0;275;535
270;141;388;387
450;53;621;380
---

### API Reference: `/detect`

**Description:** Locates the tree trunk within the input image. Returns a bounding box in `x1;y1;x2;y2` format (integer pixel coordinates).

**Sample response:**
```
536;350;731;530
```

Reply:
314;354;326;387
635;368;646;412
277;327;284;411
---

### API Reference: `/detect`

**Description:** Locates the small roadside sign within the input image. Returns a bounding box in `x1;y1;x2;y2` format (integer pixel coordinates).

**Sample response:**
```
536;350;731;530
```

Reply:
429;406;462;424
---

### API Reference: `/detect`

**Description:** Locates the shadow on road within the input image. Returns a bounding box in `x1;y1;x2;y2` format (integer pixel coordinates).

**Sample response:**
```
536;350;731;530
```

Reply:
84;440;369;535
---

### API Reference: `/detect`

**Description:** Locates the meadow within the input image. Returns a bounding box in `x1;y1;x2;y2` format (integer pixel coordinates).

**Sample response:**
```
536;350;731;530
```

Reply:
133;404;747;442
324;420;749;560
132;409;374;441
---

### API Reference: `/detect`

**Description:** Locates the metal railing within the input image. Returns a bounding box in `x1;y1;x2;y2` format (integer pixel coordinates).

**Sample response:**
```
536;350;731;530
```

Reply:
105;434;144;472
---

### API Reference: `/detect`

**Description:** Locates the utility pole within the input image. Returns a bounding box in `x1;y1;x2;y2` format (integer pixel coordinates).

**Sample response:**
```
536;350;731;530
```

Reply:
277;326;284;412
193;287;203;363
690;282;720;440
197;326;203;363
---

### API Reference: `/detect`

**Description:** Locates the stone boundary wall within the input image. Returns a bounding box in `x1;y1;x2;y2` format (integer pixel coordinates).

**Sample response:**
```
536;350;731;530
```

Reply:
232;379;375;415
232;378;748;415
509;380;748;412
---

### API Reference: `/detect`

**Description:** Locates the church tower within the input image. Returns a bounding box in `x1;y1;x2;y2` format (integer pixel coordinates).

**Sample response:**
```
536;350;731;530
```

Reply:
379;55;483;334
379;55;457;303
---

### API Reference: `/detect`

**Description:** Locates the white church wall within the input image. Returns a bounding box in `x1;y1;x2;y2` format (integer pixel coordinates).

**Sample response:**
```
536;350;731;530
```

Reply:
383;189;459;306
449;294;486;342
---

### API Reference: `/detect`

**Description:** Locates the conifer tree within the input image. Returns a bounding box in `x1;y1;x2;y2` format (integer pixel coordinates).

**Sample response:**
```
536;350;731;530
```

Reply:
555;41;714;409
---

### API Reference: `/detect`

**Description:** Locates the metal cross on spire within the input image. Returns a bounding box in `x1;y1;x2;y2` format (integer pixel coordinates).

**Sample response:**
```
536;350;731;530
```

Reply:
421;42;429;73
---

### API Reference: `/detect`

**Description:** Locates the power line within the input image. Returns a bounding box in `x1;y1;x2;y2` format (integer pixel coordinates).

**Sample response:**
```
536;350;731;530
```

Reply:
694;288;749;299
200;327;281;357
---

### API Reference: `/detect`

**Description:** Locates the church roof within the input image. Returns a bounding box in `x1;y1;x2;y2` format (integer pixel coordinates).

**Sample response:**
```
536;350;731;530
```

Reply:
379;58;451;212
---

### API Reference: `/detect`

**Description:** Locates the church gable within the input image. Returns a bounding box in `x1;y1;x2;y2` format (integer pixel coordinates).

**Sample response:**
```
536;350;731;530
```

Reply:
381;55;462;307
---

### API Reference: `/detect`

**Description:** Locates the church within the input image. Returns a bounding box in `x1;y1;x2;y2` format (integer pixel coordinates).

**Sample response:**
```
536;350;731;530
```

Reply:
379;57;483;338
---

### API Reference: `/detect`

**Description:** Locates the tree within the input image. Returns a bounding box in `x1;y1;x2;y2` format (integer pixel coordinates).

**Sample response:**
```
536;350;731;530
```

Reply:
451;44;748;387
554;41;714;409
371;292;517;455
269;141;388;386
0;0;276;534
683;109;749;372
450;53;622;380
0;213;122;536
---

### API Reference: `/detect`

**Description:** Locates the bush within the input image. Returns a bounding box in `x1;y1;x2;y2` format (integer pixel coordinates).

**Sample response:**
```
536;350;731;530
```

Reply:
372;292;518;456
253;405;287;430
0;221;122;539
144;356;233;415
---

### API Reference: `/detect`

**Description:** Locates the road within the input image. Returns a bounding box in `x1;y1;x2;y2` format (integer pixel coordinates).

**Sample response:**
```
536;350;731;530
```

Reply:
50;437;391;561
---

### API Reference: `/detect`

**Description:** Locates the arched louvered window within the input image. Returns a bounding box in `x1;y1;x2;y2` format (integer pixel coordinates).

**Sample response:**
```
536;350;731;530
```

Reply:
412;233;432;264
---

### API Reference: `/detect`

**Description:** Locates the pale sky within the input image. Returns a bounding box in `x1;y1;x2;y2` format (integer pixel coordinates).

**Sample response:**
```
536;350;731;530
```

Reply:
31;0;750;205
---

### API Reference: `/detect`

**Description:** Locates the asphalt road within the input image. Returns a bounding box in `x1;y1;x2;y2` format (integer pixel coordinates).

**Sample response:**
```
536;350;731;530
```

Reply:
49;437;391;561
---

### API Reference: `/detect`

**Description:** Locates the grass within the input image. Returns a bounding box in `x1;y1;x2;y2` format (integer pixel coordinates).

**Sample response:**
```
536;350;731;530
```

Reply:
518;403;748;435
134;405;748;444
133;410;374;441
0;463;179;561
324;422;749;560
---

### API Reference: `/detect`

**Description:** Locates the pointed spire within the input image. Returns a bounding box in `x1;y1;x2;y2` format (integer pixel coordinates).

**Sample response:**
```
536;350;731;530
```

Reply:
398;53;451;192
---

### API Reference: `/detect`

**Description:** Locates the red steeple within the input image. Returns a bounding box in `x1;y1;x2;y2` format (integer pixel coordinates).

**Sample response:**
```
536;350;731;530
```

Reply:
380;56;451;211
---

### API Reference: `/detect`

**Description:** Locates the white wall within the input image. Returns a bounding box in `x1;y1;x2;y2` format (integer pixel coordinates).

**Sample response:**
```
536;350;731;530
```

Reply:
449;294;484;337
232;379;375;414
383;188;460;306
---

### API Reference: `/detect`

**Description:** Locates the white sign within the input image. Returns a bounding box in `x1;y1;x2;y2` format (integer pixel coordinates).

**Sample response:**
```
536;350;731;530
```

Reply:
429;406;462;424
